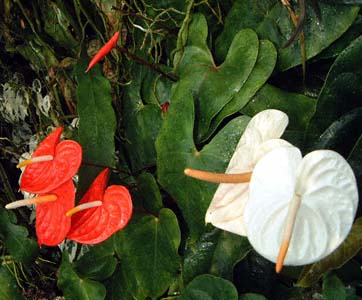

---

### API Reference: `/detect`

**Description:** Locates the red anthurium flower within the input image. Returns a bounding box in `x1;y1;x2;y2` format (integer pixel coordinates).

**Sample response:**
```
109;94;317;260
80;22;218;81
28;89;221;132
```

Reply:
67;168;132;244
36;179;75;246
86;31;120;73
19;127;82;194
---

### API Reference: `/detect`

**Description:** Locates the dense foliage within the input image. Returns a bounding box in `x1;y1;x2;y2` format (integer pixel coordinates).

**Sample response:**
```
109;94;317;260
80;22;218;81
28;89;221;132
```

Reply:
0;0;362;299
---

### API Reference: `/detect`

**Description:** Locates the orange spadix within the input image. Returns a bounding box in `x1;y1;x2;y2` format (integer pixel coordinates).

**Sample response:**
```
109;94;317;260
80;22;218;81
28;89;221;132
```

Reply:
184;168;252;184
275;194;302;273
5;194;58;209
17;155;54;168
66;201;103;217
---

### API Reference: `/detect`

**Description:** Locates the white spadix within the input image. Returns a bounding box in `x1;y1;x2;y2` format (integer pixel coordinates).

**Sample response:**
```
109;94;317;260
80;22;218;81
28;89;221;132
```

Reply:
244;147;358;272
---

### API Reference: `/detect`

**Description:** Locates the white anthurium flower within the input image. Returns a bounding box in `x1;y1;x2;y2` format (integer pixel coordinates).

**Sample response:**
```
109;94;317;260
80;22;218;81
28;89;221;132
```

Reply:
244;147;358;272
185;109;290;236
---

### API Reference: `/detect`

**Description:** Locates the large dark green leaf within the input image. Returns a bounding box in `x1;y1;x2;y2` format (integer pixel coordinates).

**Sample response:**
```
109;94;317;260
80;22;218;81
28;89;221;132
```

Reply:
311;108;362;157
175;14;259;142
216;0;359;71
242;84;316;131
316;16;362;60
136;172;163;214
0;266;24;300
58;252;106;300
156;89;250;239
122;65;164;172
305;35;362;148
0;208;38;264
210;232;252;280
75;61;117;193
180;274;238;300
75;238;117;281
183;229;221;284
114;209;181;299
297;218;362;287
183;228;251;283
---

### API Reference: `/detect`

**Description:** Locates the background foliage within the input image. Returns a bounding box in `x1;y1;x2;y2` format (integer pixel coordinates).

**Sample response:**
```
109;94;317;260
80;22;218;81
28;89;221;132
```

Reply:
0;0;362;299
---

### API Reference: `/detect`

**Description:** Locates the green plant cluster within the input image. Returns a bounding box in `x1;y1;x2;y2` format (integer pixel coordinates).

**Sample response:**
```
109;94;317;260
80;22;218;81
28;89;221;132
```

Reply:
0;0;362;299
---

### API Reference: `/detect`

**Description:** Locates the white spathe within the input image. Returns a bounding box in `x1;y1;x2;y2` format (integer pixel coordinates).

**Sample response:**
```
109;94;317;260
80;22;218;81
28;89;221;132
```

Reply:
244;147;358;265
205;109;289;235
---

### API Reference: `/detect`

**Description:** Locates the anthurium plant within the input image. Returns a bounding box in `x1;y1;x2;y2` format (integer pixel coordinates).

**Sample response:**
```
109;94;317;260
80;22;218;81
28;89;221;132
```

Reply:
0;1;362;299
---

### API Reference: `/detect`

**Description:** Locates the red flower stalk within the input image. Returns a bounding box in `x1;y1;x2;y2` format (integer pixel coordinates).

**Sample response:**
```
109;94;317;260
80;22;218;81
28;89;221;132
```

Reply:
67;168;132;244
36;180;75;246
19;127;82;194
86;31;120;73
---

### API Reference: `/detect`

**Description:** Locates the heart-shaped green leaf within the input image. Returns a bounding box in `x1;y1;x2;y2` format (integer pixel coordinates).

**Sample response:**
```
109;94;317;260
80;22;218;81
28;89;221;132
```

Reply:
75;238;117;281
156;89;250;239
122;65;164;172
216;0;359;71
0;208;38;264
58;252;106;300
75;61;117;193
206;39;277;141
114;208;181;299
175;14;258;142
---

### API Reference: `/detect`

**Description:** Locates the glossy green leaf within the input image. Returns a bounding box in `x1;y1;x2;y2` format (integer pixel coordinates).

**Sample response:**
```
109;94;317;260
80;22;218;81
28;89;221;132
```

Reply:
183;229;252;283
75;61;117;192
122;65;164;172
311;108;362;156
180;274;238;300
58;252;106;300
136;172;163;214
75;238;117;281
305;35;362;147
239;293;268;300
297;218;362;287
114;209;181;299
183;229;221;284
216;0;359;71
156;89;250;239
176;14;259;142
210;232;252;280
0;208;38;264
0;266;25;300
207;39;277;141
242;84;316;131
316;16;362;60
